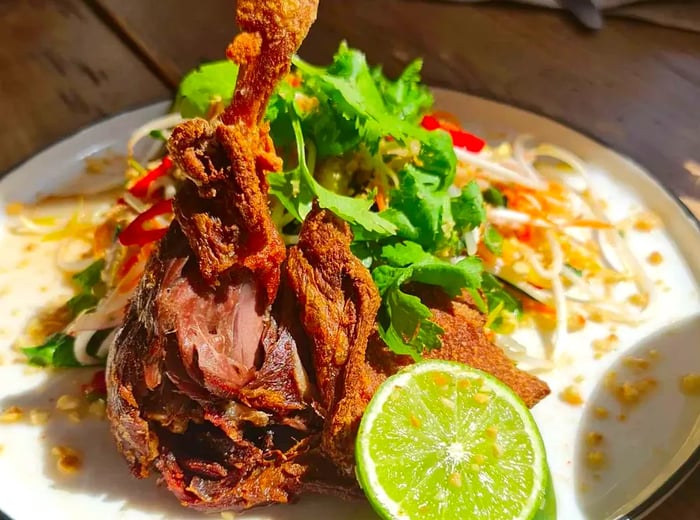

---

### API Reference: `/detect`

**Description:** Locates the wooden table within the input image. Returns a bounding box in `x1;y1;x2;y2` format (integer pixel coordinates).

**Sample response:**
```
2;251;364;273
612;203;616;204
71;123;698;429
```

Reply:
0;0;698;518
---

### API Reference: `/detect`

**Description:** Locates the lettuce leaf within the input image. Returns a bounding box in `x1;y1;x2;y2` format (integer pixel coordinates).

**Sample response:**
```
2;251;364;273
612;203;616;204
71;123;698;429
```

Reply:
174;60;239;118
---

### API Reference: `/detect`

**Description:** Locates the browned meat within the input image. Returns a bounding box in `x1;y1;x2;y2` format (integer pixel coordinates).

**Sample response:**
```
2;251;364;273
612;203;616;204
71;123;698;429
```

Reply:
286;207;381;478
107;1;328;510
167;0;319;302
107;1;550;511
107;224;324;511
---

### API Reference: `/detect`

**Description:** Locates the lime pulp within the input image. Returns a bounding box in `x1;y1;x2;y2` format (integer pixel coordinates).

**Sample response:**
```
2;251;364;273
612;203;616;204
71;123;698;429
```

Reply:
355;360;552;520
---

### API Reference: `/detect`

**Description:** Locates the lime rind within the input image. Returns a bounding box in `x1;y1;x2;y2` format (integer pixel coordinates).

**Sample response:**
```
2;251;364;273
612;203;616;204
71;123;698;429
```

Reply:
356;360;549;520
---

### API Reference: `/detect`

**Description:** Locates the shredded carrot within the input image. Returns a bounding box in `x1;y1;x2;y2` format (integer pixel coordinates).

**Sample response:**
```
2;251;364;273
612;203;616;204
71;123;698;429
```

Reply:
565;219;613;229
375;188;388;212
523;298;556;318
93;221;114;257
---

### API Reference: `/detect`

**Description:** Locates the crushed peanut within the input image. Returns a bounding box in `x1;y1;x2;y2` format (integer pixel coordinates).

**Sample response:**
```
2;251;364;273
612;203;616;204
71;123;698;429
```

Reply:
588;310;605;323
67;411;82;423
560;385;584;406
568;313;586;333
88;399;106;419
0;406;24;423
220;512;236;520
586;451;606;468
51;446;82;475
5;201;24;216
627;293;649;307
592;334;619;359
633;212;661;232
586;431;604;446
604;370;658;405
680;374;700;395
29;409;50;426
622;357;650;371
646;251;663;265
56;394;81;412
593;407;609;419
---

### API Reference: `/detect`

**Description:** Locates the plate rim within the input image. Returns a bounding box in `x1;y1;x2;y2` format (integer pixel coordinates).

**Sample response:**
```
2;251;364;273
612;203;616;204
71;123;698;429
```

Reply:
1;93;698;520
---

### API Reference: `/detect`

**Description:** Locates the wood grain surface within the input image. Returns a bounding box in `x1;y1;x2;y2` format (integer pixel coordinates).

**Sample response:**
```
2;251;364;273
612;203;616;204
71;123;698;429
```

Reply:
0;0;168;173
0;0;698;518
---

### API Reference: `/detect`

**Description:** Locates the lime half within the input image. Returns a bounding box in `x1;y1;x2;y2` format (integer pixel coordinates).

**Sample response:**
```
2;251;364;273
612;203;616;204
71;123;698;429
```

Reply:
356;360;552;520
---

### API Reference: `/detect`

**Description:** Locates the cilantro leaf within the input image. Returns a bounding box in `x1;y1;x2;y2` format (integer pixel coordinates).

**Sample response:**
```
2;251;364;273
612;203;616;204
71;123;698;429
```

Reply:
174;60;239;118
22;330;113;368
268;116;396;235
484;186;507;207
378;286;444;361
388;165;447;249
484;225;504;256
22;333;81;368
73;259;104;290
482;273;522;316
66;260;105;318
452;181;486;231
66;293;100;317
372;59;433;123
372;241;482;358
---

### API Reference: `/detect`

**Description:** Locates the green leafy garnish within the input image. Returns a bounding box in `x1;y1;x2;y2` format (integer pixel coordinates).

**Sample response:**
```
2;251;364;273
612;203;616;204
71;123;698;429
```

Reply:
174;60;239;118
268;116;396;235
484;225;504;256
371;59;433;123
22;330;113;368
484;186;507;207
481;273;522;331
149;129;167;141
373;242;482;359
22;333;81;367
66;259;105;318
452;181;486;231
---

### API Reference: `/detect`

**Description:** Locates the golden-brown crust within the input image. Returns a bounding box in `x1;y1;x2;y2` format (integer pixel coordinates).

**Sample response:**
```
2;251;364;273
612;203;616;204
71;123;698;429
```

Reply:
365;287;551;408
224;0;319;126
168;0;319;301
286;206;381;477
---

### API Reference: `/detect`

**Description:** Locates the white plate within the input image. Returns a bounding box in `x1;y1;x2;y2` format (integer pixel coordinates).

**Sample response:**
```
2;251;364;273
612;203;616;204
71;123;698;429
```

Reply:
0;91;698;520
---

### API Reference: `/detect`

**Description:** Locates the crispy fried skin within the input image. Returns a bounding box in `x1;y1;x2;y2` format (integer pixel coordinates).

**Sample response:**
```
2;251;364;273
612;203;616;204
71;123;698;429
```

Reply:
366;287;551;408
168;0;319;302
286;207;381;478
224;0;319;126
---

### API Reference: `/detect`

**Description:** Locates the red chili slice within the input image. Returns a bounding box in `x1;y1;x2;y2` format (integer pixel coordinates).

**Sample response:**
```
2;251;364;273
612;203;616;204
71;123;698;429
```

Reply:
421;115;486;153
118;199;173;247
128;156;173;198
81;369;106;397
